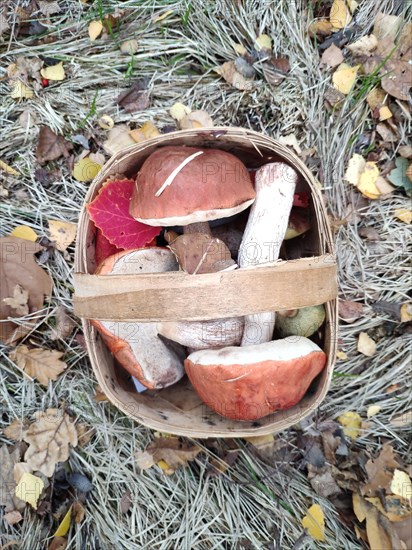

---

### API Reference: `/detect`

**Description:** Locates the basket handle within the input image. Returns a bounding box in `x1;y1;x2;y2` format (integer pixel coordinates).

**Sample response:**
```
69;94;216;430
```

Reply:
73;255;337;322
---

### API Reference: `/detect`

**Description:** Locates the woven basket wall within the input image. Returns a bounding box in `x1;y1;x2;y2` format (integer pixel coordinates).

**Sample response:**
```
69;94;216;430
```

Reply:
74;127;338;438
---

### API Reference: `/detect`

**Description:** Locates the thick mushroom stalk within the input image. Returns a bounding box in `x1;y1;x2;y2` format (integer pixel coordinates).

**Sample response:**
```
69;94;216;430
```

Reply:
238;163;298;346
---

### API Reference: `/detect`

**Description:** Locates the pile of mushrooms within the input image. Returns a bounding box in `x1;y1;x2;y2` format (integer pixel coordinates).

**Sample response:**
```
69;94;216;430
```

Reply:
92;145;327;420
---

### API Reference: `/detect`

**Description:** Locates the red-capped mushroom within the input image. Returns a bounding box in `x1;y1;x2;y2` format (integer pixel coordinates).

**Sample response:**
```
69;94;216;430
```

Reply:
130;146;256;226
92;248;185;389
184;337;327;421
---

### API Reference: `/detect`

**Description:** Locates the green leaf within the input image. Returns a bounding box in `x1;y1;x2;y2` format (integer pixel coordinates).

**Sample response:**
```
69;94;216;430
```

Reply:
388;157;412;197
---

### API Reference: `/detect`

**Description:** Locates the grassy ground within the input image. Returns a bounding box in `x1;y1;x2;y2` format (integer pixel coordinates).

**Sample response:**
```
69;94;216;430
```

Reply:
0;0;411;548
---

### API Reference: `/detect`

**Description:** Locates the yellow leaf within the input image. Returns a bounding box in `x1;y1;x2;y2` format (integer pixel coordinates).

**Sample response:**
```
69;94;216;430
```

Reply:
72;157;102;182
98;115;114;130
88;20;103;41
357;331;377;357
15;472;44;509
244;434;275;453
0;159;19;176
330;0;352;30
395;209;412;224
234;43;247;56
357;162;381;199
48;219;77;251
40;62;65;81
344;153;365;186
379;106;392;121
170;102;191;121
153;9;174;23
366;88;386;111
391;469;412;502
54;505;72;537
400;303;412;322
129;121;160;143
179;110;214;130
332;63;359;95
366;495;412;522
10;80;34;99
256;34;272;51
10;225;37;242
367;405;381;418
157;459;174;475
338;411;362;439
365;504;392;550
353;493;368;522
336;350;348;360
301;503;325;541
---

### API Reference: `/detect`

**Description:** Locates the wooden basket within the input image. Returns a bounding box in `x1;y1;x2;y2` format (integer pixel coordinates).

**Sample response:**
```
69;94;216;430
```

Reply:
73;127;338;438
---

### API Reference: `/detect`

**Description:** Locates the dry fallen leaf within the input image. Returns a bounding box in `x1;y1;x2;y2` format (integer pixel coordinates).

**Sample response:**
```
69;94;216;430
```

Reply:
40;62;65;81
170;102;191;121
365;502;392;550
3;418;29;441
0;159;19;176
394;209;412;224
357;162;381;199
398;146;412;159
378;106;392;121
301;503;325;541
336;350;348;361
117;80;150;113
10;344;67;386
4;510;23;525
216;61;253;91
10;225;37;242
357;332;377;357
98;114;114;130
321;43;344;69
76;423;95;447
38;1;61;16
390;410;411;428
94;384;108;402
0;237;52;344
48;537;68;550
367;405;381;418
179;110;214;130
391;470;412;503
3;284;29;316
373;12;402;41
362;444;400;497
120;39;139;55
129;121;160;143
366;495;412;522
14;462;32;484
347;34;378;56
366;88;387;111
338;411;362;439
400;303;412;322
72;156;102;182
333;63;359;95
308;19;333;38
24;409;78;477
36;126;72;164
10;80;34;100
330;0;352;30
15;472;44;509
138;437;201;474
50;306;75;341
54;505;72;537
48;219;77;251
103;124;135;155
338;299;364;322
277;134;302;155
88;20;103;41
255;34;272;51
0;445;26;512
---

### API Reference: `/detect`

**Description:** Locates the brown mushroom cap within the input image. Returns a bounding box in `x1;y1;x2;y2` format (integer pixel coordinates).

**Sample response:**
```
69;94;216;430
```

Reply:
184;337;326;421
92;247;185;389
130;146;255;226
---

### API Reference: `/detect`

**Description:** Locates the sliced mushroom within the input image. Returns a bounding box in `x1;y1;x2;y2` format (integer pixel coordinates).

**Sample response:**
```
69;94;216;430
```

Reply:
185;337;327;421
92;248;185;389
238;162;298;346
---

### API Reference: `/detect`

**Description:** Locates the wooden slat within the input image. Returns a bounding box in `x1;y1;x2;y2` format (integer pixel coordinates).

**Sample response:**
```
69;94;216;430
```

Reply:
73;255;337;321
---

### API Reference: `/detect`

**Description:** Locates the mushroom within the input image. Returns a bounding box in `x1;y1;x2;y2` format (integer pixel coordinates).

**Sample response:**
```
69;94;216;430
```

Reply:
238;162;298;346
184;336;327;421
91;248;185;389
284;209;311;240
275;305;326;338
131;146;255;349
129;146;256;226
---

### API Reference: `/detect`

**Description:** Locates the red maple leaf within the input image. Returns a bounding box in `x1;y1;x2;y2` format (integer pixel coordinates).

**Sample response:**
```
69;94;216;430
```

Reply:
87;178;161;249
95;228;121;266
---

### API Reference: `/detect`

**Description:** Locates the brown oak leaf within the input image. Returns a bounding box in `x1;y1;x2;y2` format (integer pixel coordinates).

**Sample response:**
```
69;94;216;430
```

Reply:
36;125;72;164
10;344;67;385
23;409;78;477
117;80;150;113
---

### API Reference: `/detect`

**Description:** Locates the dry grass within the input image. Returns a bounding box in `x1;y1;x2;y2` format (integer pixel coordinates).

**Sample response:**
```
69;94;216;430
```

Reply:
0;0;411;548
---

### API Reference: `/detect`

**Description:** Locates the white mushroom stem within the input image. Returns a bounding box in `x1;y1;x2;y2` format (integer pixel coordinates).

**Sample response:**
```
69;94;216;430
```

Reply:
238;162;298;346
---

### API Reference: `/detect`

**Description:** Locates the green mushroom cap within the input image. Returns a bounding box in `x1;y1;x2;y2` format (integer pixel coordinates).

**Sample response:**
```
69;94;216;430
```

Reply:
276;305;326;338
